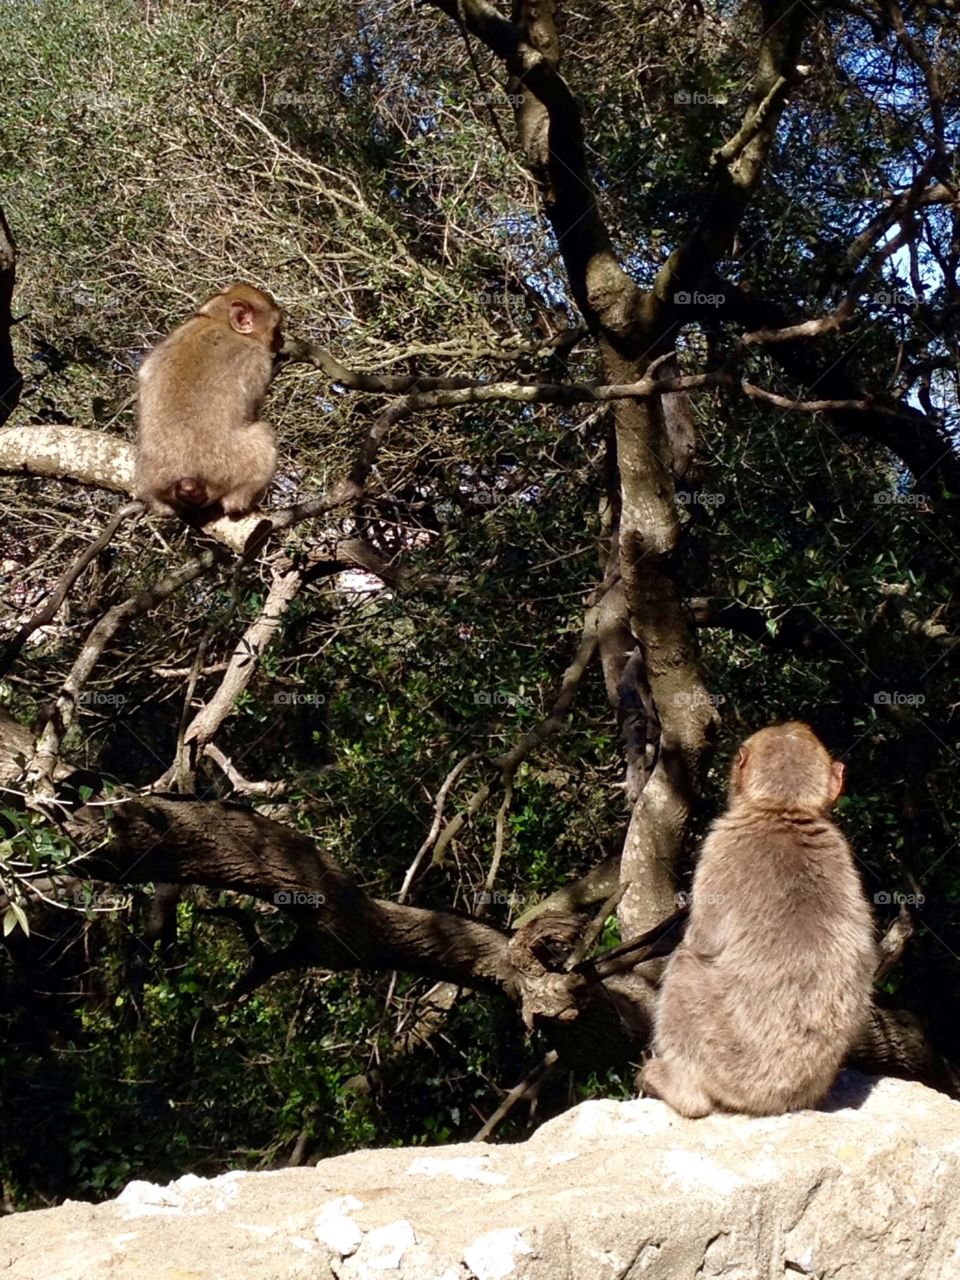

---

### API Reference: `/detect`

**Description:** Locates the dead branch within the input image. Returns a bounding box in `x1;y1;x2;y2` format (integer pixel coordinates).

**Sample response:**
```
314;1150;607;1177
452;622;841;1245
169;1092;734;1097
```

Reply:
0;500;144;677
203;743;287;798
74;791;522;995
472;1049;558;1141
182;564;305;752
29;546;223;790
875;905;915;983
398;754;477;903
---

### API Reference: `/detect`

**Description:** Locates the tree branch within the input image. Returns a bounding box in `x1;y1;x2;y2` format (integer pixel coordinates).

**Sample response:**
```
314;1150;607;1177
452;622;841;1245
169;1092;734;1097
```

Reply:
0;205;22;426
29;547;223;789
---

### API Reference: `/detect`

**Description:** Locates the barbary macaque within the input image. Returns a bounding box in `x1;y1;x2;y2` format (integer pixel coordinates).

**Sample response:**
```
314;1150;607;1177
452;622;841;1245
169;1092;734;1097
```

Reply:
640;721;877;1117
135;283;282;518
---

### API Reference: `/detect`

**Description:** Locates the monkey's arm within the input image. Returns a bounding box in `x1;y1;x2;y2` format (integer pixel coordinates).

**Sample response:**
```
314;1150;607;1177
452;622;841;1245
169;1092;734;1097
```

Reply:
680;834;736;960
681;909;730;961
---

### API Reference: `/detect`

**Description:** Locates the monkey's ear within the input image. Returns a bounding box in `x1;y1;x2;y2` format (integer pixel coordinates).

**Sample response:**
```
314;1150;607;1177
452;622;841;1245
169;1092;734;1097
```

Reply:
228;301;256;335
731;746;749;793
828;760;846;805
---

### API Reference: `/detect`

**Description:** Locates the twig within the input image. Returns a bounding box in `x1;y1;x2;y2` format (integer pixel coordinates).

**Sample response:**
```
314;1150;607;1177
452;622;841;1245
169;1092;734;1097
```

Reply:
164;631;210;792
398;754;477;903
574;906;690;981
875;905;914;983
203;744;287;798
28;546;222;791
183;564;305;751
484;776;514;896
0;501;144;677
710;72;792;167
472;1049;559;1142
566;882;628;970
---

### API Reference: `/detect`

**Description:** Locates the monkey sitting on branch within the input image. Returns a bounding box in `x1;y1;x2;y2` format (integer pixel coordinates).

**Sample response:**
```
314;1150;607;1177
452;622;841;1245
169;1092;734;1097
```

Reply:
135;282;283;519
640;721;877;1118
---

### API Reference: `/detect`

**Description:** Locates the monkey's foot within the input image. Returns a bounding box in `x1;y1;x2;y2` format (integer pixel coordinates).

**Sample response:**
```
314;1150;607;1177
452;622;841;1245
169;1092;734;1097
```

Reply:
639;1057;713;1118
221;496;260;516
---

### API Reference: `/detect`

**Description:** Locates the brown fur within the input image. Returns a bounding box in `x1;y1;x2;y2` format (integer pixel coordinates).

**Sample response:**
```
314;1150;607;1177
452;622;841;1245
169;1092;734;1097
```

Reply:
135;283;282;518
640;722;877;1117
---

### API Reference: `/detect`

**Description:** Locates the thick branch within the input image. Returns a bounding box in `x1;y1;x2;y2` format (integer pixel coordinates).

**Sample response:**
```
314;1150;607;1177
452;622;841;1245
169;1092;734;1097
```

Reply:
0;205;22;426
689;596;847;654
436;0;642;340
77;795;520;994
0;423;134;491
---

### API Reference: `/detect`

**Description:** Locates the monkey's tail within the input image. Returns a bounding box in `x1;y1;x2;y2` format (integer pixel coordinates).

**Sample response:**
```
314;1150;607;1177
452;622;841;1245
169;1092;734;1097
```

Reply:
174;477;209;506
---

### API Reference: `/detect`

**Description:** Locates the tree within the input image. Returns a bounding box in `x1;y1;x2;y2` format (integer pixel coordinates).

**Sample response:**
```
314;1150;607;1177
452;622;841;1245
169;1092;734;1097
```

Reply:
0;0;958;1205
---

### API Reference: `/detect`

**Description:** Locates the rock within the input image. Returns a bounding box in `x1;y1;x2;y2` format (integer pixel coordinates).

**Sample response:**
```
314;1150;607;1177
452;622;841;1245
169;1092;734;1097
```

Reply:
1;1074;959;1279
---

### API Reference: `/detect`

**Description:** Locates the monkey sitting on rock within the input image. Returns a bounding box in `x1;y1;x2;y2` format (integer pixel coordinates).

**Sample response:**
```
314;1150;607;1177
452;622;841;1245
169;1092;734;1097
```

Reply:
640;721;877;1118
135;282;283;519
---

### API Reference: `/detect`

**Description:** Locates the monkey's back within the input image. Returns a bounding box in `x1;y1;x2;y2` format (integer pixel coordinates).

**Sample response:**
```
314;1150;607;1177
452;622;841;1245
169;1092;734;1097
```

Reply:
656;809;876;1113
136;317;274;498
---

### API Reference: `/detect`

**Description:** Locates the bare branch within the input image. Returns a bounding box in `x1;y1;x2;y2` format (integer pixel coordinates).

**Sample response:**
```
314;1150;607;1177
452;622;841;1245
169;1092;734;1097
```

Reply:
0;501;144;677
472;1049;558;1141
29;547;223;790
398;754;477;904
182;565;305;751
203;744;287;798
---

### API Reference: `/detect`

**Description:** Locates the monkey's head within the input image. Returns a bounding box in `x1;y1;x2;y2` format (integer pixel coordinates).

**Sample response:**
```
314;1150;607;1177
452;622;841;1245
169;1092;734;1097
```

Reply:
198;282;283;352
730;721;845;813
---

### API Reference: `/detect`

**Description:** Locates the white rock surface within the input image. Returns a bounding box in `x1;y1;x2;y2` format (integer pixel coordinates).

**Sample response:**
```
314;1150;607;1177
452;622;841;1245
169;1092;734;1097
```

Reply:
1;1074;959;1279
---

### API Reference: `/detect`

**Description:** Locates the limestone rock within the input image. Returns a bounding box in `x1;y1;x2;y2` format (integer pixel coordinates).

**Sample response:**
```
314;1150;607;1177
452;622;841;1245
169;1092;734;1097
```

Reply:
1;1074;959;1280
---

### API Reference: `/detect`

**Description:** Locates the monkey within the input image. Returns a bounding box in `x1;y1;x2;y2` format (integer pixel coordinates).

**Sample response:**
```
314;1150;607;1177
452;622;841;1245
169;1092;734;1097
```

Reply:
639;721;877;1118
135;282;282;518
